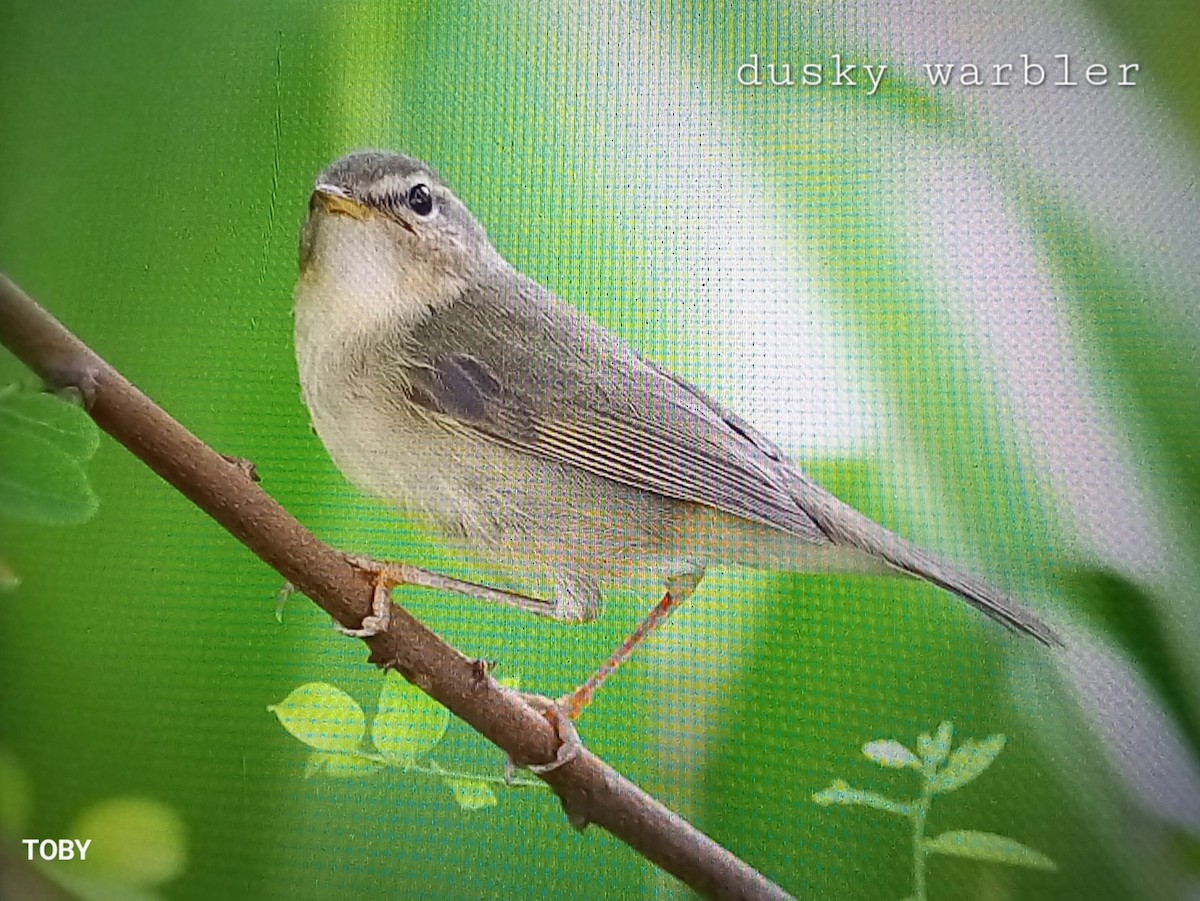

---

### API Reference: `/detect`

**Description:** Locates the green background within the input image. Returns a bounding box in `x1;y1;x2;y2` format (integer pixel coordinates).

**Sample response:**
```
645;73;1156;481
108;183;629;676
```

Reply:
2;1;1198;899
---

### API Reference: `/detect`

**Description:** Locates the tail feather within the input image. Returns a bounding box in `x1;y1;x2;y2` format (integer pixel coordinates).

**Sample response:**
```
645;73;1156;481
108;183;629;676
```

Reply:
789;473;1063;647
884;540;1063;647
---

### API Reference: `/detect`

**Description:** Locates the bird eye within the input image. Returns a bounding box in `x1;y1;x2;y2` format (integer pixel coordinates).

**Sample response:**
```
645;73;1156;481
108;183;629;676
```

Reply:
407;183;433;216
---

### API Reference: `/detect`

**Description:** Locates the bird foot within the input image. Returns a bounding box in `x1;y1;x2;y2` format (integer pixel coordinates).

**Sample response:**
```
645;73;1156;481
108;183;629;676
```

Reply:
339;554;408;636
506;691;584;775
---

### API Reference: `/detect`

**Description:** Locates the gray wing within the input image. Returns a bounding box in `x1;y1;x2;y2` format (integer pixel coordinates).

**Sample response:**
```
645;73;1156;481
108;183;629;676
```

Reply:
380;271;831;546
367;270;1061;647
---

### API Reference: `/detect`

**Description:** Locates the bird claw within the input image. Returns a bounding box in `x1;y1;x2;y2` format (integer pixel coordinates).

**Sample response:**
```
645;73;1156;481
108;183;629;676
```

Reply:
336;612;389;637
337;555;399;637
509;692;584;775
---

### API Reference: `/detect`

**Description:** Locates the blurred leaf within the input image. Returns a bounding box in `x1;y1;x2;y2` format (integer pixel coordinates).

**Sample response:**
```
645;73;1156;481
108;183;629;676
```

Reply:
918;722;953;770
0;388;101;525
0;747;31;833
862;739;921;769
933;721;953;759
1084;0;1200;146
924;829;1057;871
917;732;933;761
930;734;1006;794
304;750;384;780
444;777;497;811
1035;198;1200;627
68;797;187;886
0;425;99;525
0;388;100;461
1067;569;1200;755
371;671;449;765
812;779;912;816
268;682;366;754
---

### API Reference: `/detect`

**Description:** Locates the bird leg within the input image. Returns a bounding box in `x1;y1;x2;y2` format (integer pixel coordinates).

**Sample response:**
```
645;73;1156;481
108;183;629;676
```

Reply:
339;554;701;721
560;572;701;719
342;555;559;636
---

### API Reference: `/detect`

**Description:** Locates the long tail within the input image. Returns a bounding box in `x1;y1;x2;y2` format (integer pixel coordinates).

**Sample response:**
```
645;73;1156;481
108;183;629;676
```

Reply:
788;472;1063;647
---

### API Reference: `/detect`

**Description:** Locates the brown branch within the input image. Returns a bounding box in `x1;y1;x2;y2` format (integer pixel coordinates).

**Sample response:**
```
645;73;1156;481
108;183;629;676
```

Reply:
0;274;795;901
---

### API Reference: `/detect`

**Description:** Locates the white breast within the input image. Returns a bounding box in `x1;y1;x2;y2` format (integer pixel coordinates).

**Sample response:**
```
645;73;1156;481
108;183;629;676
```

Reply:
293;212;483;527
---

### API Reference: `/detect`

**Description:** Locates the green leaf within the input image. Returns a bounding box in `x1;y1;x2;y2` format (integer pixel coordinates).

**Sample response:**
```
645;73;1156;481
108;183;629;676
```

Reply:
812;778;852;806
812;779;912;816
444;777;498;810
68;797;187;886
0;388;102;525
930;734;1006;793
268;682;366;754
0;748;32;833
0;389;100;461
862;739;921;769
916;732;934;766
1065;569;1200;757
371;671;450;765
304;750;384;779
925;830;1057;871
917;721;954;770
0;426;99;525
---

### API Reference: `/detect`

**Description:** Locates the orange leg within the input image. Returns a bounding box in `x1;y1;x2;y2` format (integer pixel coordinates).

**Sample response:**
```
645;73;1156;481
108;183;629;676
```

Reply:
560;587;686;719
342;553;702;725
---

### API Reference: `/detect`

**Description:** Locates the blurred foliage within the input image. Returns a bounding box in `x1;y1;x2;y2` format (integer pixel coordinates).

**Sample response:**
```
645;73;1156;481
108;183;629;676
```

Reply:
1067;569;1200;755
1;748;186;901
0;385;100;526
67;797;188;890
815;722;1056;901
268;671;533;803
0;1;1196;900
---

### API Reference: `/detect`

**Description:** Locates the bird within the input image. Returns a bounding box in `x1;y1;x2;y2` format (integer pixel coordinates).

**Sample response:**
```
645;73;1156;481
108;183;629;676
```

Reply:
293;149;1060;718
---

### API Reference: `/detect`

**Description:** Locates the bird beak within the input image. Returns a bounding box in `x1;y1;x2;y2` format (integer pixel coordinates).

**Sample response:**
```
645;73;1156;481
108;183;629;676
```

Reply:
311;183;369;220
